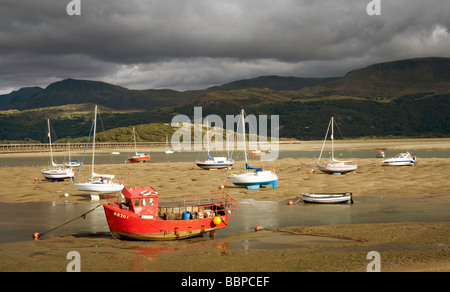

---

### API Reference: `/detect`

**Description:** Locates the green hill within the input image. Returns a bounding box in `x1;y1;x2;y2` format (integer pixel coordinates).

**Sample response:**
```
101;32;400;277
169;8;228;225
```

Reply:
0;57;449;142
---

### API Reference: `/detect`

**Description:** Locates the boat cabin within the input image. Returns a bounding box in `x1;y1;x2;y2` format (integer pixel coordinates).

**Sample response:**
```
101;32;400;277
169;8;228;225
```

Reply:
121;186;159;219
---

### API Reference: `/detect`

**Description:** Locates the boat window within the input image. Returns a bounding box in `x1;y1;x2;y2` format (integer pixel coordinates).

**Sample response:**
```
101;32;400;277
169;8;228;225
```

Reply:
134;199;140;207
149;198;153;206
142;198;147;206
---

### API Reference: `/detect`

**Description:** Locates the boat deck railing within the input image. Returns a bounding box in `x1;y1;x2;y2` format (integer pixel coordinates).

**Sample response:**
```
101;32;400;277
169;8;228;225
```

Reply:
159;191;237;217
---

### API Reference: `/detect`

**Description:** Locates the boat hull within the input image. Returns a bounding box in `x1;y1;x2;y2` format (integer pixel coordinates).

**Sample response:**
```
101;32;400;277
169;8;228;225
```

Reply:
128;155;151;163
302;193;353;204
227;171;278;189
75;182;124;194
103;204;229;240
381;160;415;166
196;162;233;170
317;163;357;174
41;168;74;180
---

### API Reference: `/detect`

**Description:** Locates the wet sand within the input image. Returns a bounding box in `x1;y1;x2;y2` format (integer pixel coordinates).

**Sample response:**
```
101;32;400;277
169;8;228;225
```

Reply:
1;139;449;272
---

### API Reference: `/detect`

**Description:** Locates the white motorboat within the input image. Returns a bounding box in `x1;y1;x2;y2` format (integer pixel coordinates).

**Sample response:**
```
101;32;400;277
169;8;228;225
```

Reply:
381;152;416;166
301;193;353;204
227;109;278;189
316;117;357;175
74;106;124;194
41;119;74;181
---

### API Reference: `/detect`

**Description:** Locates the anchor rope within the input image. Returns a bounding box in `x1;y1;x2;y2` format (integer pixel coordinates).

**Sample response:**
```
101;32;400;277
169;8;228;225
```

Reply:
35;204;102;239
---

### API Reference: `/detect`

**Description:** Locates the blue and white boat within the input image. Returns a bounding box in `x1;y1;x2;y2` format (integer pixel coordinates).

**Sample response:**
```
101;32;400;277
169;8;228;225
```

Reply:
227;109;278;189
381;152;416;166
196;119;233;170
196;155;234;170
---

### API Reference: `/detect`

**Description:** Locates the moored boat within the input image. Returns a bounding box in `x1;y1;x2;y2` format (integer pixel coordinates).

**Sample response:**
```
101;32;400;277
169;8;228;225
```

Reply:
103;186;237;240
227;109;278;189
301;193;353;204
196;156;234;170
128;127;151;163
196;119;233;170
74;106;124;194
316;117;357;175
128;153;151;163
41;119;74;181
381;152;416;166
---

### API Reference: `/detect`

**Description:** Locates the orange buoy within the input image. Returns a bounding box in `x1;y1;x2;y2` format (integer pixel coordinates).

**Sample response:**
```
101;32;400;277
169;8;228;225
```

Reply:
308;170;312;174
288;200;294;205
219;185;224;190
33;232;40;240
255;226;264;231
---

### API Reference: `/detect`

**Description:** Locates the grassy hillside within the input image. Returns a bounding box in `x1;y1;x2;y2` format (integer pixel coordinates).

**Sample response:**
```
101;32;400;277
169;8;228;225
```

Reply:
0;57;449;142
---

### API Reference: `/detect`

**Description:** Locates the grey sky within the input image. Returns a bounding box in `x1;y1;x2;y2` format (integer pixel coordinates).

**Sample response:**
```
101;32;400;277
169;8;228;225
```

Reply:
1;0;449;94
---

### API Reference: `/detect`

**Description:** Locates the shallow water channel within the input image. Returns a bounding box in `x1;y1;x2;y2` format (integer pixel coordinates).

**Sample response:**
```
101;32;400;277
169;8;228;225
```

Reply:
1;195;450;245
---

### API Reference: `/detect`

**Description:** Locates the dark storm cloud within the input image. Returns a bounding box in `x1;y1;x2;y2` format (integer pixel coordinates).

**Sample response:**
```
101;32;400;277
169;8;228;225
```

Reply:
1;0;449;93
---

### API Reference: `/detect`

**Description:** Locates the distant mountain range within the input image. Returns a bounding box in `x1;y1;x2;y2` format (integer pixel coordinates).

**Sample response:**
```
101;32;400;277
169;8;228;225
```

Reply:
1;57;449;142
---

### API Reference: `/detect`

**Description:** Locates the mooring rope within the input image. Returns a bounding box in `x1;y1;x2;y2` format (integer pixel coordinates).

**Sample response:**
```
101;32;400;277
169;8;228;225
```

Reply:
33;204;102;240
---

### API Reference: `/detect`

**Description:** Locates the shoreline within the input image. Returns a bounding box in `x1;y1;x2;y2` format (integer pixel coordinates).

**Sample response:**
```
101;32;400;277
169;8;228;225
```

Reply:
1;137;450;157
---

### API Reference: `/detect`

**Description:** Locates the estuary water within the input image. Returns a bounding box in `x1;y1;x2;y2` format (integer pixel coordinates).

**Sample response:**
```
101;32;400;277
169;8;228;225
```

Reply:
1;195;450;245
0;149;449;167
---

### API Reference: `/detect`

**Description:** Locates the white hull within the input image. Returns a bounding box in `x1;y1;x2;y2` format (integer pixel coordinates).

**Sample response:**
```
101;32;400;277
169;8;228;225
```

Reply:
196;157;233;170
302;193;353;204
41;168;74;180
381;152;415;166
75;180;124;194
227;170;278;189
317;163;357;174
316;117;357;175
382;161;415;166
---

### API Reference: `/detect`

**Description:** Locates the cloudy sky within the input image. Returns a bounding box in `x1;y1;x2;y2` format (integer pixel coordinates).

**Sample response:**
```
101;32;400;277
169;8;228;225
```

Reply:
1;0;449;94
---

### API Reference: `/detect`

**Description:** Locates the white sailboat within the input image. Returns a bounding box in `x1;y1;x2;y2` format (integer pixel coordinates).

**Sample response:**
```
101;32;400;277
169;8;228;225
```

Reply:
64;142;82;167
41;119;74;180
165;134;174;154
227;109;278;189
74;106;124;194
196;119;234;170
316;117;357;175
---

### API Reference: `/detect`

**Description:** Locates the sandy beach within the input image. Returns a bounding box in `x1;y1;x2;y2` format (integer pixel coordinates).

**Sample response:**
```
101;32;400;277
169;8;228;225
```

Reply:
0;138;449;272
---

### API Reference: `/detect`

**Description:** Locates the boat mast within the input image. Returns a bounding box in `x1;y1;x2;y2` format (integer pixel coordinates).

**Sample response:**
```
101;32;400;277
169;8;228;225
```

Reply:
91;105;97;180
47;118;55;166
331;116;334;160
206;118;210;157
133;127;137;155
241;109;247;165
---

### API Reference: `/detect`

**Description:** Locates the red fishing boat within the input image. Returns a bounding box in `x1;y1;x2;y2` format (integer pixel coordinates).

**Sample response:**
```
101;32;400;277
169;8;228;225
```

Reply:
103;186;237;240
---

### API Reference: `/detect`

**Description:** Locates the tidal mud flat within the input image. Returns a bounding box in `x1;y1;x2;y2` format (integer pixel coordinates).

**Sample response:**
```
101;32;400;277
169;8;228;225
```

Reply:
0;139;449;271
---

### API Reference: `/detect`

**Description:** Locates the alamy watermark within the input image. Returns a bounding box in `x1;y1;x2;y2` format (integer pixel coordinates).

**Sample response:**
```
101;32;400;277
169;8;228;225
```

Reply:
170;107;280;161
367;0;381;16
66;0;81;16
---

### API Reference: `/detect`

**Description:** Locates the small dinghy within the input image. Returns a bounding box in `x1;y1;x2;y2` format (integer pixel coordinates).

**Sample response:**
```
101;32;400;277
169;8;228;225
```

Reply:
301;193;353;204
